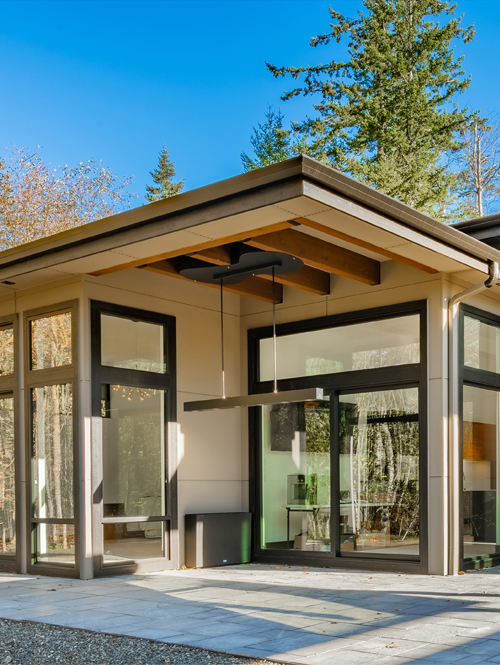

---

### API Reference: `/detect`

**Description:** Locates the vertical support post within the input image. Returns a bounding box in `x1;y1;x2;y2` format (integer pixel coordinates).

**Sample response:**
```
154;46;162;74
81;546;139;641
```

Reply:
448;302;460;576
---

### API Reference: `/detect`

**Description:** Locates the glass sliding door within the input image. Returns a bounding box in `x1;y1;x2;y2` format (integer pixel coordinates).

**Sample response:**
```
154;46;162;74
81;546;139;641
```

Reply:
261;399;331;552
462;385;499;558
338;388;420;556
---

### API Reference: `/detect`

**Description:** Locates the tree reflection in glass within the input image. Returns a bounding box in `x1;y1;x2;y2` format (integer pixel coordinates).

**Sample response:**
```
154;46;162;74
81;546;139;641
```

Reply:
0;397;15;554
339;388;419;555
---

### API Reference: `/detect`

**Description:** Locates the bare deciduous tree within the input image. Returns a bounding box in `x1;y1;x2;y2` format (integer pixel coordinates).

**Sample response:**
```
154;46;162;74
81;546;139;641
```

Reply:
456;117;500;217
0;146;137;250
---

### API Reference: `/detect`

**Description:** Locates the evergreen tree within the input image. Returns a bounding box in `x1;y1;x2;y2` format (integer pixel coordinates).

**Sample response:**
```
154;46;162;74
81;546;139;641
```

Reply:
241;106;296;172
145;145;184;202
267;1;475;218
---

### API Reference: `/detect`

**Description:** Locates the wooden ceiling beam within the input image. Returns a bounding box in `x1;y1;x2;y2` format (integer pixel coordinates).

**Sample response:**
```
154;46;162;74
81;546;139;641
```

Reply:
295;217;439;275
192;245;331;296
245;228;380;286
141;259;283;303
90;221;294;277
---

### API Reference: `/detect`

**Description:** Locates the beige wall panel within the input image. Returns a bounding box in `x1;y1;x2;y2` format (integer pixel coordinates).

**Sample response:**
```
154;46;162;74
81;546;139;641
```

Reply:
428;378;447;478
16;281;83;314
241;480;249;512
242;301;329;330
177;393;242;482
428;475;447;575
177;480;244;564
0;297;15;316
88;270;240;315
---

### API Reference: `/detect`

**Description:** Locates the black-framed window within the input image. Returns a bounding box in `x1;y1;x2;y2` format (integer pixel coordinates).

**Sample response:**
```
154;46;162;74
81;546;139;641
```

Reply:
90;301;176;574
25;302;78;577
460;305;500;569
248;300;428;573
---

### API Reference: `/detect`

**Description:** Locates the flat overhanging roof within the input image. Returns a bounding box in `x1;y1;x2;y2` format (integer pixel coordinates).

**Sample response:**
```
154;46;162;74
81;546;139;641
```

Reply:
0;155;498;295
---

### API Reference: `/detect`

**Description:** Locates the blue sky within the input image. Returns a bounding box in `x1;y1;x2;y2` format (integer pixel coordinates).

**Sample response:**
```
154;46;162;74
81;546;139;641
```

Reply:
0;0;498;204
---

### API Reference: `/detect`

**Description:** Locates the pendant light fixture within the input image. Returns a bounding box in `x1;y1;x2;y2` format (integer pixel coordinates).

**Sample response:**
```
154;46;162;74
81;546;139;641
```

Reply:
182;248;325;412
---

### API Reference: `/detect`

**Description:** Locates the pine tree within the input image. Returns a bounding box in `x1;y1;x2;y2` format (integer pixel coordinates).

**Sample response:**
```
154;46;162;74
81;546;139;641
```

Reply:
241;106;296;172
145;146;184;202
267;1;475;218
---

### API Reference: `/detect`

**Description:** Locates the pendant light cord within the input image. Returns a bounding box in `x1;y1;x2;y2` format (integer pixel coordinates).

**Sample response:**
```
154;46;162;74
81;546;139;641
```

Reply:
220;277;226;399
273;266;277;394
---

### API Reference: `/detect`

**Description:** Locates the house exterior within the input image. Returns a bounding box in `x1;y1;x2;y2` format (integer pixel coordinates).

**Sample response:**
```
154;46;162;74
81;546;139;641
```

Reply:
0;155;499;579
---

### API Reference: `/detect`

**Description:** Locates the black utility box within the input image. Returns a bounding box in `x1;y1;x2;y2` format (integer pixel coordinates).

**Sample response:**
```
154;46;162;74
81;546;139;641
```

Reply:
185;512;252;568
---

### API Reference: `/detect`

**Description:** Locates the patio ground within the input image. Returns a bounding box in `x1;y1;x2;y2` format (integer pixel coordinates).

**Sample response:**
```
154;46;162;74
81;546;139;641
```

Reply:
1;564;500;664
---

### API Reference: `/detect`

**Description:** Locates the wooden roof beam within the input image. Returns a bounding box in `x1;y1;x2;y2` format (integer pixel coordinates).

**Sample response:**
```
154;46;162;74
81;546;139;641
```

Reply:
295;217;439;275
245;228;380;286
141;259;283;303
192;244;330;296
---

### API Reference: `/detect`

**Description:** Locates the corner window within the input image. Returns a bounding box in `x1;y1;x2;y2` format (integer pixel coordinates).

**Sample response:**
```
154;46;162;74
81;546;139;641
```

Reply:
101;314;165;373
31;312;72;370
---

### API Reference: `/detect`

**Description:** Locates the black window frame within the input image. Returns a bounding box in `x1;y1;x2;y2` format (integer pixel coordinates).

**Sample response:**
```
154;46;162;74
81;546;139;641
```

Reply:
460;304;500;571
248;299;428;574
90;300;177;576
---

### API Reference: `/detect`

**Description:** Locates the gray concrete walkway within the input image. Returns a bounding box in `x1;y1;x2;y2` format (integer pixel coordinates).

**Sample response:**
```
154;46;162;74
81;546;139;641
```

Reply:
1;564;500;664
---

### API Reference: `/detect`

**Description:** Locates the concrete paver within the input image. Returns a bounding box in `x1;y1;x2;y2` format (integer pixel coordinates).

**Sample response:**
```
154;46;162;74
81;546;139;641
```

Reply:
1;564;500;663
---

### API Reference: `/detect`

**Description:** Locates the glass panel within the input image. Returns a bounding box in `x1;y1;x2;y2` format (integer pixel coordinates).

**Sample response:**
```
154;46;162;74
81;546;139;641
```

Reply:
0;326;14;376
35;523;75;564
260;315;419;381
339;388;419;556
101;314;165;373
102;386;165;519
31;313;72;370
463;385;500;558
261;399;331;552
31;384;73;519
464;316;500;373
0;397;15;555
103;522;164;563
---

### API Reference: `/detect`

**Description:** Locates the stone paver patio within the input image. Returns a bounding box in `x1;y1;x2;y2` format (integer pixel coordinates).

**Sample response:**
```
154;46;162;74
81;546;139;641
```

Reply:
1;564;500;664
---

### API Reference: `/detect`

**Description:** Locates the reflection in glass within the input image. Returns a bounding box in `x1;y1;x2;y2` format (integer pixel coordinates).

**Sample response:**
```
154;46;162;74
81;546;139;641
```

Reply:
36;523;75;564
464;316;500;373
261;400;330;551
101;315;165;373
339;388;419;555
463;386;499;557
32;384;73;519
103;522;164;563
260;315;419;381
0;327;14;376
102;386;165;519
31;313;72;370
0;397;15;555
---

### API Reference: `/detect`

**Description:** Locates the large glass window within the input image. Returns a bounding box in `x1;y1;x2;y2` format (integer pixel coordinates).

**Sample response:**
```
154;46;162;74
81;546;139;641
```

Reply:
31;313;72;370
102;385;165;519
462;385;499;558
338;388;419;555
31;384;74;520
464;316;500;373
101;314;165;373
0;327;14;376
261;399;331;552
0;396;15;555
259;315;419;381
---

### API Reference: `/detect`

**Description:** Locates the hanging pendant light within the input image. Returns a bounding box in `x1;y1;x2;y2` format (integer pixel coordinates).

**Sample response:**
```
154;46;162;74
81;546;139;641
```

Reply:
182;249;325;412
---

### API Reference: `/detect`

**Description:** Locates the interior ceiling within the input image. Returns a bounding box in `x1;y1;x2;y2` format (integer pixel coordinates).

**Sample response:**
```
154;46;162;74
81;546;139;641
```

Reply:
0;195;491;299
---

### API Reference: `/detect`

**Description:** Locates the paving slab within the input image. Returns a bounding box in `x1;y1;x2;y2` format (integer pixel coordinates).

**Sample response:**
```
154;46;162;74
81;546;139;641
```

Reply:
2;564;500;664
